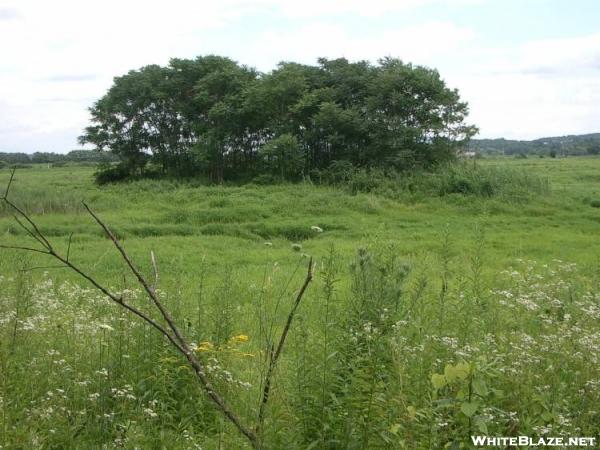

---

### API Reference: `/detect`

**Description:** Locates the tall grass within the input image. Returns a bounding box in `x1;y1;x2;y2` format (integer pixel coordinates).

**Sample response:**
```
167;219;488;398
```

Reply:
337;162;550;200
1;240;599;448
1;159;599;448
0;186;84;216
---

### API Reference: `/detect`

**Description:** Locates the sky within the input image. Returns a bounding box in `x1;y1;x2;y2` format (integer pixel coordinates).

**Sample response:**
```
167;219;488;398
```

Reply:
0;0;599;153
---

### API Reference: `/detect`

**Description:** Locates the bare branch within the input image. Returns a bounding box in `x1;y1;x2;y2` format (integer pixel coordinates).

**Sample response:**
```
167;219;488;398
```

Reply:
66;232;73;262
82;203;186;342
0;244;51;255
49;250;187;355
2;167;16;200
13;215;49;249
257;257;313;433
80;202;259;446
150;250;159;289
21;264;69;272
5;197;53;250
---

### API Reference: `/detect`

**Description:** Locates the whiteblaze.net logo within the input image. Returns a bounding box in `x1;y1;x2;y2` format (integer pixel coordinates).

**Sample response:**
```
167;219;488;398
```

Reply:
471;436;597;447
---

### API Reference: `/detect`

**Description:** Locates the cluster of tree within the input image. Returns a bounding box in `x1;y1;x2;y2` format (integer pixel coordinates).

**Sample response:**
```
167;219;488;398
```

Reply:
0;150;117;168
468;133;600;157
80;55;477;183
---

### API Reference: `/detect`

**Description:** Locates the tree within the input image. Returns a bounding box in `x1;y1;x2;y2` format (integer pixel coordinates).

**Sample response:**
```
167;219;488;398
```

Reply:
80;55;477;183
259;133;304;180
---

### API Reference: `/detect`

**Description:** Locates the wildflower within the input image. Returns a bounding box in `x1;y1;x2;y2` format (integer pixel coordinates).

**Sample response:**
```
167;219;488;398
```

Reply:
229;334;249;344
98;323;114;331
195;341;214;352
311;225;323;233
143;407;158;418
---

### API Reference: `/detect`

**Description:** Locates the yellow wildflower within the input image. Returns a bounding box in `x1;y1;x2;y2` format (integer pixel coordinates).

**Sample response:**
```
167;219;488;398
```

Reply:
196;341;214;352
229;334;249;344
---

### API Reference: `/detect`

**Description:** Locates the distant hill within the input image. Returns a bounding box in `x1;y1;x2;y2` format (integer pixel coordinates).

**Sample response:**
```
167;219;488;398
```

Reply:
468;133;600;156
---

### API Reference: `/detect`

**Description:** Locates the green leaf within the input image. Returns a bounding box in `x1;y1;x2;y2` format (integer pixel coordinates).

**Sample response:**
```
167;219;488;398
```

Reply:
431;373;447;390
491;388;504;398
472;377;488;397
444;361;471;383
474;417;489;434
434;398;455;408
460;401;479;418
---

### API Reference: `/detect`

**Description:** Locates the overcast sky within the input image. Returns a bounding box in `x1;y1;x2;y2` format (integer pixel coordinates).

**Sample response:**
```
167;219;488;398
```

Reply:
1;0;599;153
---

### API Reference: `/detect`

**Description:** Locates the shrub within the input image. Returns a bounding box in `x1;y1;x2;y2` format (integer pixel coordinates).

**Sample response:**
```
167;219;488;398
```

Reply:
324;160;356;184
251;173;279;185
94;163;130;185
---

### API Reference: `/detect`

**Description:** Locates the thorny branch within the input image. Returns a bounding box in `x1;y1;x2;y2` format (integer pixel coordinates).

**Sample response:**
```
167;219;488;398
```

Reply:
0;169;315;449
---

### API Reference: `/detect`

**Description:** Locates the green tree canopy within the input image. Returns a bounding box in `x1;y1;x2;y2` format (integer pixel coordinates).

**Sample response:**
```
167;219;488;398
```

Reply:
80;56;477;182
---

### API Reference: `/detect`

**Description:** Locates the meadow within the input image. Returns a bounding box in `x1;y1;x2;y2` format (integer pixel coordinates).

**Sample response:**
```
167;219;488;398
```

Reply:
1;156;600;449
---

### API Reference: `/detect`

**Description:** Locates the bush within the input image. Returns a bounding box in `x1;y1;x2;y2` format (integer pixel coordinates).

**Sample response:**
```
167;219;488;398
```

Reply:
94;164;130;185
347;168;388;194
324;160;356;184
590;200;600;208
251;173;279;185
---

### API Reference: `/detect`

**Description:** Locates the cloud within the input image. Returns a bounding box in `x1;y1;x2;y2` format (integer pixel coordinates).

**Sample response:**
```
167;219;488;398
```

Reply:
0;0;598;151
0;0;478;151
0;7;20;20
452;33;600;139
250;0;486;18
486;33;600;77
235;21;475;71
44;74;98;83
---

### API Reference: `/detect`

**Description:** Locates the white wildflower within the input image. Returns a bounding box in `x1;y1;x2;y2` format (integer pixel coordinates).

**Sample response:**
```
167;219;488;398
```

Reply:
143;407;158;418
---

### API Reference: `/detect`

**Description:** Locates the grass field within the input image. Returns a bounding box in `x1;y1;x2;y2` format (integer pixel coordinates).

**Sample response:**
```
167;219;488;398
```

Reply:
1;157;600;449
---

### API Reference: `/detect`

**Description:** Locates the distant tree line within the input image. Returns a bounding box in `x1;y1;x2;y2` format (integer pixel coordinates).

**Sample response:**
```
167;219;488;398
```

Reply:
79;56;477;183
0;150;117;168
469;133;600;157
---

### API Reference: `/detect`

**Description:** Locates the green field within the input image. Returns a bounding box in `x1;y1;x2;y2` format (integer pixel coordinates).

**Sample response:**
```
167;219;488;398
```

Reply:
1;157;600;448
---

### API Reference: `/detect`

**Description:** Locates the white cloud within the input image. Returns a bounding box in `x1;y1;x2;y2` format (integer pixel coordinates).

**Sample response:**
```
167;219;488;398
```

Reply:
0;0;597;151
452;33;600;139
267;0;446;18
0;0;478;151
484;33;600;77
234;21;475;71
